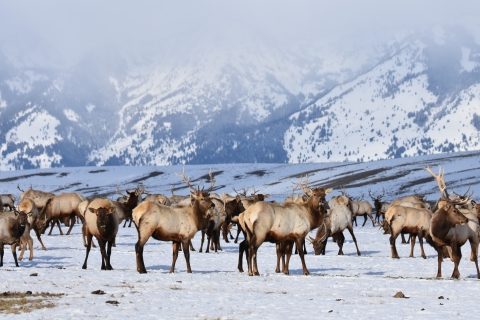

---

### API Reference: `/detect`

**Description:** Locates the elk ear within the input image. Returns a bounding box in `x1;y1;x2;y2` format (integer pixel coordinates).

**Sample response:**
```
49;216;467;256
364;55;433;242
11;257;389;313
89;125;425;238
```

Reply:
88;208;96;214
305;187;313;195
108;207;115;214
325;188;333;195
472;200;477;206
235;195;241;202
264;194;270;199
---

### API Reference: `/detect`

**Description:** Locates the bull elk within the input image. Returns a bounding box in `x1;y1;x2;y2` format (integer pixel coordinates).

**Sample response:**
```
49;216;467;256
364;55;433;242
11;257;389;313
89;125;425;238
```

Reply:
425;166;480;279
243;175;331;276
134;169;216;273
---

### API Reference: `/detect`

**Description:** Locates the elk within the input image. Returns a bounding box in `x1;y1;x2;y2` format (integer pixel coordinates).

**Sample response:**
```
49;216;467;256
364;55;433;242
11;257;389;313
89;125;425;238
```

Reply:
0;210;28;267
82;198;119;270
368;188;388;223
243;175;331;276
134;169;216;274
349;193;375;227
384;205;434;259
16;198;41;259
310;193;361;256
199;198;226;253
0;194;16;211
115;184;145;227
143;193;172;206
36;193;85;236
169;185;190;204
18;185;55;211
221;193;246;243
425;166;479;279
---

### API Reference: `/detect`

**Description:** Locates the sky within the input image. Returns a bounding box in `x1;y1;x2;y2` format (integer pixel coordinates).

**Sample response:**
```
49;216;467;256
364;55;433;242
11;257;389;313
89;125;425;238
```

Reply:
1;1;480;67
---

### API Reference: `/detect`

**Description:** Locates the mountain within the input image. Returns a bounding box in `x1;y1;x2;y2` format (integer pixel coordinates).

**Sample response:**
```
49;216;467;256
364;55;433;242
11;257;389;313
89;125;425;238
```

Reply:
0;25;479;170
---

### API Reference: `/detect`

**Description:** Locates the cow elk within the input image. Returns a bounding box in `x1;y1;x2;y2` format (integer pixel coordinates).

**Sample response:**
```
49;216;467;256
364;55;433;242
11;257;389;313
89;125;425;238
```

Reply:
18;185;55;211
0;210;28;267
82;198;119;270
36;193;85;236
134;169;216;273
0;194;16;211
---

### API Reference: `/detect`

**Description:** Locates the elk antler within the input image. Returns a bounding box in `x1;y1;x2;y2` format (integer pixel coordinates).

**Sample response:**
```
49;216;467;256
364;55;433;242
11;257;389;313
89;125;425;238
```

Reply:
136;183;147;196
116;185;127;197
452;185;474;200
203;168;216;194
251;187;260;196
233;187;249;197
17;184;24;192
295;175;311;196
425;166;449;198
175;167;197;192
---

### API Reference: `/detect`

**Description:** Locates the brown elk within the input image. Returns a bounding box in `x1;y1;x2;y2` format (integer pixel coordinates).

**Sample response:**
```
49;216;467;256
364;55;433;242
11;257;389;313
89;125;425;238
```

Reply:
18;184;55;211
36;193;85;236
16;198;41;259
115;184;145;227
143;193;172;206
82;198;119;270
0;210;28;267
368;188;388;223
134;169;216;273
345;191;375;227
425;166;479;279
243;175;331;276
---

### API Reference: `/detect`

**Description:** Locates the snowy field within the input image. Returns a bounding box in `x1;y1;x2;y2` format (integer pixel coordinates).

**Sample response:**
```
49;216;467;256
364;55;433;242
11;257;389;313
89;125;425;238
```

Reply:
1;151;480;319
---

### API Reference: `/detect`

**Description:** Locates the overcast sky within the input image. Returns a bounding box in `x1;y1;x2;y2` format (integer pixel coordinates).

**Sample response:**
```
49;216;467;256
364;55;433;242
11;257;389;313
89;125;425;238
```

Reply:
1;1;479;67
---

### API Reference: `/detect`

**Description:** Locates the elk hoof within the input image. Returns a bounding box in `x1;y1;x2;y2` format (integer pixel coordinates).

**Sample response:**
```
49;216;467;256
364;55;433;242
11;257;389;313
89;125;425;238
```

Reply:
82;265;87;269
238;268;244;273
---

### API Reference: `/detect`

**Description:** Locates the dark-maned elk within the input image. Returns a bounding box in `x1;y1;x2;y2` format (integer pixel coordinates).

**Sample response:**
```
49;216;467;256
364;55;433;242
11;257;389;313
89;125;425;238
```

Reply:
243;175;332;276
36;193;85;236
82;198;119;270
18;184;55;211
368;188;388;223
134;169;216;274
0;194;16;211
425;166;480;279
0;210;28;267
349;194;375;227
115;184;145;227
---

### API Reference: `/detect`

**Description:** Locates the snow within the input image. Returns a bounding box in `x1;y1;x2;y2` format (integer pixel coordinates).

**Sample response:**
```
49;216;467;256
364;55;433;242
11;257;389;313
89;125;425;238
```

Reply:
460;47;477;72
1;152;480;318
64;109;79;122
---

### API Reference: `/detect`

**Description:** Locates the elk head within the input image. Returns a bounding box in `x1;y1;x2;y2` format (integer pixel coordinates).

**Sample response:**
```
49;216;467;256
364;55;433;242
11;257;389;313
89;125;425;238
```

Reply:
368;187;385;204
89;207;116;230
295;174;332;206
176;168;216;217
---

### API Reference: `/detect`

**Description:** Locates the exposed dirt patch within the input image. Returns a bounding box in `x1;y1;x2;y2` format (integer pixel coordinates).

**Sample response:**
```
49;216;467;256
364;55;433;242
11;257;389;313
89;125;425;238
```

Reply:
282;163;356;180
88;169;107;174
246;170;268;177
130;171;164;183
320;168;388;189
0;172;56;183
57;172;69;178
0;291;63;314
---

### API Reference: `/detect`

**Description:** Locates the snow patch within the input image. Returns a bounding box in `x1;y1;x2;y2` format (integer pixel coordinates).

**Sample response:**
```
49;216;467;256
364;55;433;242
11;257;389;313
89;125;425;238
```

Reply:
460;47;477;72
64;109;79;122
86;103;96;113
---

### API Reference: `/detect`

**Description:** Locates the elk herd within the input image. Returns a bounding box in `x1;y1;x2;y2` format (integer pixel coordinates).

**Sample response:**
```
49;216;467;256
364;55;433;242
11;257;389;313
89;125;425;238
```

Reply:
0;166;480;280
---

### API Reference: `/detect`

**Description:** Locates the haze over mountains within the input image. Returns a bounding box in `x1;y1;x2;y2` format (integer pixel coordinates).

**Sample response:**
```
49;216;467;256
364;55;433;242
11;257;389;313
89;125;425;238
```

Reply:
1;2;480;170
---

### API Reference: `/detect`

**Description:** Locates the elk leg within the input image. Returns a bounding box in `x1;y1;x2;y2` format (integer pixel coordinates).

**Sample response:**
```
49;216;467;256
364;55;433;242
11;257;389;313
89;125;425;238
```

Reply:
238;240;246;273
400;233;407;244
283;241;294;275
82;233;93;269
235;225;242;244
252;245;260;276
11;243;19;267
418;234;427;259
0;243;3;267
170;241;181;273
346;225;361;256
336;232;345;255
98;239;107;270
34;228;47;250
303;238;307;254
181;239;192;273
469;240;480;279
362;215;367;227
199;230;205;253
56;220;64;235
18;239;26;261
222;220;229;243
189;240;195;251
128;219;133;228
28;236;34;261
296;238;310;276
106;239;114;270
66;215;75;235
48;220;56;236
215;230;222;251
135;231;149;274
123;218;127;228
451;244;462;279
353;216;357;227
275;243;282;273
409;234;416;258
389;229;401;259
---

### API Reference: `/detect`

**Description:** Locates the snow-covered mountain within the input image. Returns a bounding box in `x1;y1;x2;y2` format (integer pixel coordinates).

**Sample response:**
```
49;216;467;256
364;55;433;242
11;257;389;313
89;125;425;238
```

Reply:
1;25;479;170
